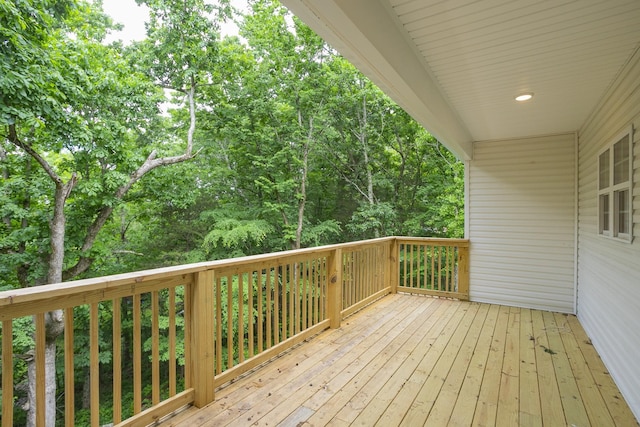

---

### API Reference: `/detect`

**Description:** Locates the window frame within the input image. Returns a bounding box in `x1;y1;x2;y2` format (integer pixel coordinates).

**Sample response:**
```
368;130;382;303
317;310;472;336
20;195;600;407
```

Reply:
597;125;634;242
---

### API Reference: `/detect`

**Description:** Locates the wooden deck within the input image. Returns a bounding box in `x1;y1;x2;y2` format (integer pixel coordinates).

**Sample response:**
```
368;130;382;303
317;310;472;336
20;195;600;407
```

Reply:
160;294;638;426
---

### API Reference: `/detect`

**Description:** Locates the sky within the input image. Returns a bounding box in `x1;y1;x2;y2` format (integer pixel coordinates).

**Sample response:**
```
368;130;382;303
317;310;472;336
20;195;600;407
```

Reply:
102;0;150;44
102;0;247;44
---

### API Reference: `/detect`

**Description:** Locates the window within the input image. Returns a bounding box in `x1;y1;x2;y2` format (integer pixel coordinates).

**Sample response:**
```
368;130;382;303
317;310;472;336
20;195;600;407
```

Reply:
598;126;633;241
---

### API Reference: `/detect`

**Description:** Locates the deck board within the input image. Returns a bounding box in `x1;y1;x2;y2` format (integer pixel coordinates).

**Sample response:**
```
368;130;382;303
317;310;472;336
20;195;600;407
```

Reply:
161;294;638;427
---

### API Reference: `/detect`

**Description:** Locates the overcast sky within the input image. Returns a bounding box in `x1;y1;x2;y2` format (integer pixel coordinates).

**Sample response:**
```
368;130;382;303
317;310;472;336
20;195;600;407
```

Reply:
102;0;246;44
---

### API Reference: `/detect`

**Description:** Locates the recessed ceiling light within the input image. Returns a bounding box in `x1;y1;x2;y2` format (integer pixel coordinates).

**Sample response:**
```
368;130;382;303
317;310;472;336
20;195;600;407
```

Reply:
515;93;534;102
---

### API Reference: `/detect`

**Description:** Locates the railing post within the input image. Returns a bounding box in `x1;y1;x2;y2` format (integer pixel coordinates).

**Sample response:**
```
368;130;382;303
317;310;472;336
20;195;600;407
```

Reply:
327;248;343;328
190;270;216;407
389;238;399;294
457;244;470;300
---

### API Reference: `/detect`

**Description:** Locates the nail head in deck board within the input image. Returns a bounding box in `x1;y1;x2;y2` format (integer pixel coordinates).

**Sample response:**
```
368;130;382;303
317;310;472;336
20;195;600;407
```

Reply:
532;309;566;425
566;314;639;426
543;310;590;426
495;307;521;426
555;312;615;427
518;308;543;427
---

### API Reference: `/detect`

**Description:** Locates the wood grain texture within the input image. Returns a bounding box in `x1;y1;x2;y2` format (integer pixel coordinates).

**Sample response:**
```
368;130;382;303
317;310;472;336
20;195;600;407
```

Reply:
161;294;637;427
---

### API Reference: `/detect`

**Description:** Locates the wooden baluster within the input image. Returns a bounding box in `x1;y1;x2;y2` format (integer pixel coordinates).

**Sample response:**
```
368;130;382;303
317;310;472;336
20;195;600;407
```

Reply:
35;313;45;426
238;273;245;363
423;244;428;289
248;272;254;358
133;294;142;414
226;275;233;368
445;246;451;292
320;258;327;319
111;300;121;424
152;290;160;405
2;320;13;427
64;307;75;426
281;265;288;341
402;244;408;288
409;244;415;289
302;261;309;330
183;281;192;390
294;263;301;335
288;263;294;338
257;269;263;353
437;246;443;291
353;252;358;305
168;288;176;396
266;268;272;349
90;303;99;426
215;276;222;374
308;259;314;325
314;258;321;324
273;267;279;344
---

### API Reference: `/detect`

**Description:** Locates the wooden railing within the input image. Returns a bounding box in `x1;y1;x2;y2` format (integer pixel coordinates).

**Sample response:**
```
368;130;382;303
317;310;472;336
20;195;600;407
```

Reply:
397;237;469;300
0;237;468;426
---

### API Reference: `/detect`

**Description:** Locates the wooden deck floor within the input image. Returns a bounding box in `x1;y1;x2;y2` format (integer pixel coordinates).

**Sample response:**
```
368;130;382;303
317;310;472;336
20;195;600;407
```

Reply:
161;294;638;426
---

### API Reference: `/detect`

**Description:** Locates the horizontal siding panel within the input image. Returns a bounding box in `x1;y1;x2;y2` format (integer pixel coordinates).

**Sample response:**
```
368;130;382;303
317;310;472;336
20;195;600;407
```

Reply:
470;278;574;298
469;133;575;313
577;46;640;420
471;288;574;313
471;247;574;261
472;256;575;272
472;271;574;287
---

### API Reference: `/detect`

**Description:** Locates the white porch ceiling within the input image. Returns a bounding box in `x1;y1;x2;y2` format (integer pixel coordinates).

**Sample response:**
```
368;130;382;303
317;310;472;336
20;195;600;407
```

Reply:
280;0;640;160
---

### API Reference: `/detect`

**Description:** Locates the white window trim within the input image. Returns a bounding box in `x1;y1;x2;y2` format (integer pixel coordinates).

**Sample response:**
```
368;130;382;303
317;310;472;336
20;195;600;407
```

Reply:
597;125;634;243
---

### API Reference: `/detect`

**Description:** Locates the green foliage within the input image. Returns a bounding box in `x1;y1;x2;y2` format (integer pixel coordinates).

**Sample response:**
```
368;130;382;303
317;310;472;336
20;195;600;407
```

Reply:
203;217;273;255
1;0;465;423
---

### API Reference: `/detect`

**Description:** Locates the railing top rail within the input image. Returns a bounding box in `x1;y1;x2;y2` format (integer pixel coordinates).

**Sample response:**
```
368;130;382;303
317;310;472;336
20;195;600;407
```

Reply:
395;237;469;246
0;236;467;312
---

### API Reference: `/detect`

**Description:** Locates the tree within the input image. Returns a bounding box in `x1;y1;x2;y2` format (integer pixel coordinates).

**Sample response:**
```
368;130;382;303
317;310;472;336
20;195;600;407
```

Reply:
0;0;229;423
238;0;339;249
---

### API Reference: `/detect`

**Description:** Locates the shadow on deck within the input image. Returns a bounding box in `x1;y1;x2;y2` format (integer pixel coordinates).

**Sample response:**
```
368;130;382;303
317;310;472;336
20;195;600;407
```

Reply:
160;294;637;426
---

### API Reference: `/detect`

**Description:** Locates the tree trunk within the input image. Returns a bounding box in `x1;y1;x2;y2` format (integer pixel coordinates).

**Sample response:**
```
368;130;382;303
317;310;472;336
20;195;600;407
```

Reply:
357;91;379;238
294;114;313;250
9;78;197;426
26;178;75;427
26;331;59;427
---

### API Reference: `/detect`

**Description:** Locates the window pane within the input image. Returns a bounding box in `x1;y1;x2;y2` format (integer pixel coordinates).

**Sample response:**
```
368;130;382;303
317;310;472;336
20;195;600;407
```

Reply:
599;149;610;189
613;135;629;185
599;194;609;233
616;189;629;235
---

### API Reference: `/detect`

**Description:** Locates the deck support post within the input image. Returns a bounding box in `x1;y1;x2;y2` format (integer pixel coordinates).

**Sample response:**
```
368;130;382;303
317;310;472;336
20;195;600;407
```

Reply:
389;238;399;294
190;270;216;407
327;248;343;328
457;244;470;300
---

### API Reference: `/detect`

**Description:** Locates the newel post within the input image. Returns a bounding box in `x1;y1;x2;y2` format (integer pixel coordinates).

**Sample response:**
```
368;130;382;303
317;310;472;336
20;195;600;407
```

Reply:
388;238;399;294
457;244;470;300
189;270;216;407
327;248;343;329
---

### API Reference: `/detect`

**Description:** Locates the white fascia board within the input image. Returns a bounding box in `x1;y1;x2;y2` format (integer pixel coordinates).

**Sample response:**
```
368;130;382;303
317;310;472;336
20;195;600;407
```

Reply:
281;0;474;160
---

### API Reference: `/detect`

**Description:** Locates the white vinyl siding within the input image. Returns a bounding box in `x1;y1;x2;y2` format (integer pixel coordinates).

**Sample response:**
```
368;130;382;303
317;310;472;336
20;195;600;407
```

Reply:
577;46;640;421
468;133;576;313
